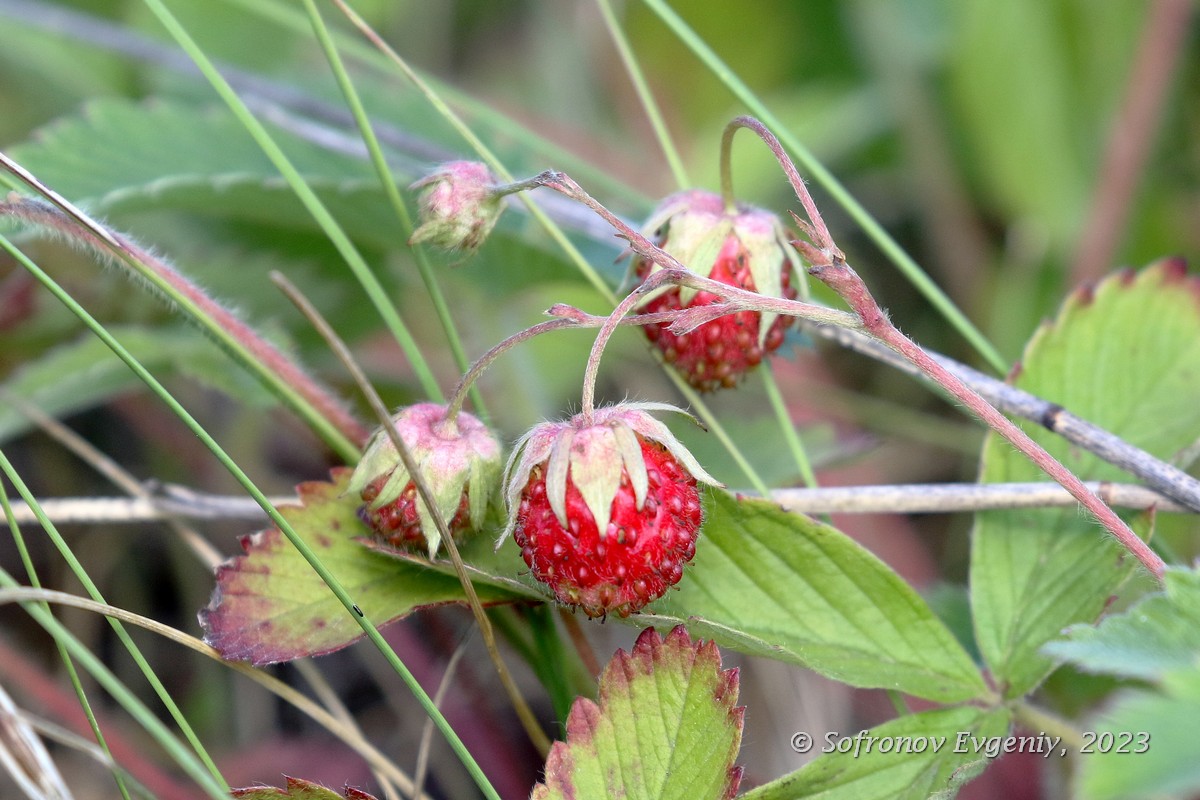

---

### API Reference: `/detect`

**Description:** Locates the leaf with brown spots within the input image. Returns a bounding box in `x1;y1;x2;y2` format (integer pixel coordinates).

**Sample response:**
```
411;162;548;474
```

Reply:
532;625;743;800
200;469;526;664
232;775;377;800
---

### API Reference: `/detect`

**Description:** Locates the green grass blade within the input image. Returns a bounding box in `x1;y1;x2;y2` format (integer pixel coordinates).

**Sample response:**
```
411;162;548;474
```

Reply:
138;0;443;402
762;363;819;488
299;0;488;421
0;232;500;800
0;567;229;800
0;446;228;790
597;0;690;188
0;480;133;800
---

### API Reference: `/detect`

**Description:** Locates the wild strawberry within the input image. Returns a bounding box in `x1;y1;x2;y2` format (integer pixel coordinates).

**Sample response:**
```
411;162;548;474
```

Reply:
633;189;801;391
347;403;502;557
500;403;721;618
409;161;504;255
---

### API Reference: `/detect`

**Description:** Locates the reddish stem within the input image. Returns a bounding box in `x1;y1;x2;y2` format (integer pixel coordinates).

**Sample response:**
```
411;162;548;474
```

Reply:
0;194;369;448
724;116;839;258
812;260;1166;581
444;318;576;421
1069;0;1193;285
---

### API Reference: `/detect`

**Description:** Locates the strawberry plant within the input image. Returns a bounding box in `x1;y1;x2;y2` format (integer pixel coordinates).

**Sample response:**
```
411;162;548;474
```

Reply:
1;2;1198;800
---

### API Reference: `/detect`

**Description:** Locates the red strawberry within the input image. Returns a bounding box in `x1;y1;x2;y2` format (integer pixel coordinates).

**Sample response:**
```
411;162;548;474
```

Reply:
633;190;801;391
358;476;472;550
501;404;721;618
348;403;502;557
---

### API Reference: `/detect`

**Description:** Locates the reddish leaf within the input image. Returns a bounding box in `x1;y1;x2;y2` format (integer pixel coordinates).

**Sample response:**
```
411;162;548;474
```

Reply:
200;469;525;664
533;625;743;800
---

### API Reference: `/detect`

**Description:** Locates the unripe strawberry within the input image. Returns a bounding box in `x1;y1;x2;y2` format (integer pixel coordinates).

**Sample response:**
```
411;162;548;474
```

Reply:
347;403;502;557
634;190;800;391
409;161;503;254
500;403;721;618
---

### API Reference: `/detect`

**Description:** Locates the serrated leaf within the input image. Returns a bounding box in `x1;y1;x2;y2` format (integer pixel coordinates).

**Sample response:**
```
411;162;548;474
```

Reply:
6;97;636;272
0;325;273;444
200;469;526;665
970;262;1200;698
648;491;987;703
532;625;743;800
10;98;373;207
1043;568;1200;682
741;706;1011;800
232;775;377;800
1076;670;1200;800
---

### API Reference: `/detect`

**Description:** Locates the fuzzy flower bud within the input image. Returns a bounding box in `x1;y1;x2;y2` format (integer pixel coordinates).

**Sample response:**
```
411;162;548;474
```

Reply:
634;189;801;391
348;403;502;557
408;161;503;255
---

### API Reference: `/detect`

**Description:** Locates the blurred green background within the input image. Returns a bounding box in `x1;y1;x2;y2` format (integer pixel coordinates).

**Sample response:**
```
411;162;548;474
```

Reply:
0;1;1195;798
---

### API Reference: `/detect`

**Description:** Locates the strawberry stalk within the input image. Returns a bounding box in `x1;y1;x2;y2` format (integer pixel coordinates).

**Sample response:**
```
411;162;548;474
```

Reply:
529;171;853;416
530;124;1166;583
722;118;1168;582
811;258;1167;581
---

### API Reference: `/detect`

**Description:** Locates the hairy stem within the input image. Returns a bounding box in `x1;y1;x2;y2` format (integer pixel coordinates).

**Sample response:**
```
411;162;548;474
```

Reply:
0;189;368;457
811;260;1165;581
799;318;1200;513
444;319;576;421
723;117;838;257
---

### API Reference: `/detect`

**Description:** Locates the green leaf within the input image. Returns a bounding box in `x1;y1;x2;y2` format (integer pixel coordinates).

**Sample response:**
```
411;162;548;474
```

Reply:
1076;670;1200;800
233;776;378;800
971;262;1200;698
200;469;527;665
741;706;1011;800
1043;568;1200;682
532;625;743;800
648;491;987;703
1042;568;1200;799
7;97;401;240
10;97;374;204
7;97;636;270
0;325;273;444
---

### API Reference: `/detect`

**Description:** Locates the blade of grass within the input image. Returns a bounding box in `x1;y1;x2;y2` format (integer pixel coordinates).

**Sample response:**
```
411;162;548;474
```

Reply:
0;479;132;800
0;187;365;461
761;362;819;488
0;494;228;799
641;0;1008;373
0;232;501;800
0;584;428;799
0;445;228;791
271;270;551;757
300;0;489;422
596;0;690;188
137;0;444;403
